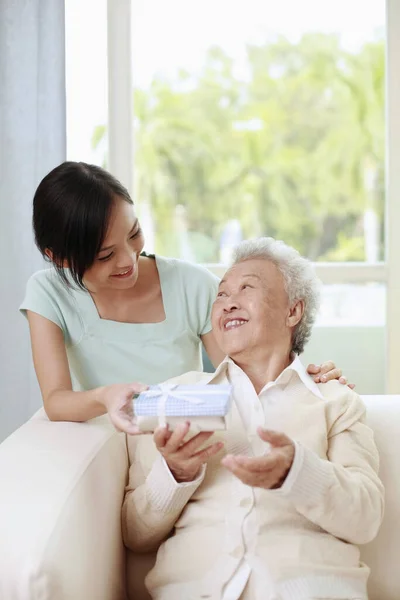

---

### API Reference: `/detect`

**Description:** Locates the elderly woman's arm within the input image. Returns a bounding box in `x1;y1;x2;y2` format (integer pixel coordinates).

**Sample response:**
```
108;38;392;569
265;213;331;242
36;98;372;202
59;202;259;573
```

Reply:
276;387;384;545
122;436;205;553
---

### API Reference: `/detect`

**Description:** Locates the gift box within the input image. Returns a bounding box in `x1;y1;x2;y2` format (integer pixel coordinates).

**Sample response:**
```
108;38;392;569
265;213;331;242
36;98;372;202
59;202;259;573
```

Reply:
133;383;232;432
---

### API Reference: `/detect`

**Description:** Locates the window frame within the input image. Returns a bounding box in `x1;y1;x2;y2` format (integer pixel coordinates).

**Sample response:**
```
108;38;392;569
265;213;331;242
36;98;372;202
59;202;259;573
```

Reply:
107;0;400;392
385;0;400;394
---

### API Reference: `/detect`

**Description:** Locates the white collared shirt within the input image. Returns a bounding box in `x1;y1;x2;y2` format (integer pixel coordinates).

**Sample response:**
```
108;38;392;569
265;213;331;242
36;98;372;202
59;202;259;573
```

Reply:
215;355;324;600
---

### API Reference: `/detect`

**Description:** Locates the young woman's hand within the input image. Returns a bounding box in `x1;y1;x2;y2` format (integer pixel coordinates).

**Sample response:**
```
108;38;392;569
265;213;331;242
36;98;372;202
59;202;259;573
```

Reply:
154;421;224;483
98;382;148;434
306;360;355;389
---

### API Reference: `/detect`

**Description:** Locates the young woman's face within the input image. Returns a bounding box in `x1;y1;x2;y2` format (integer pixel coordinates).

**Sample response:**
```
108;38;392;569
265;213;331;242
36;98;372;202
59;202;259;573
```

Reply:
83;198;145;292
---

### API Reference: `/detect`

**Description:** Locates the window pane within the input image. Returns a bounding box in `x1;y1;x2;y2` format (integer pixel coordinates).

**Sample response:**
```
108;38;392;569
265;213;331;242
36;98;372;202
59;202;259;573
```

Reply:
131;0;385;263
318;283;385;326
65;0;108;166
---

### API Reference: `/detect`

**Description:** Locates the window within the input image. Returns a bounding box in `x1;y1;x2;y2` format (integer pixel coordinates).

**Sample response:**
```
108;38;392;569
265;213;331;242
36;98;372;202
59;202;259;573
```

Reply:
65;0;400;390
127;0;385;266
126;0;385;328
65;0;108;166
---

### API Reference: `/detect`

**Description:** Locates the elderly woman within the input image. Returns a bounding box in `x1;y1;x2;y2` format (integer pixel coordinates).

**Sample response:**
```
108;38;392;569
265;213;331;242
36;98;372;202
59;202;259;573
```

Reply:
122;238;384;600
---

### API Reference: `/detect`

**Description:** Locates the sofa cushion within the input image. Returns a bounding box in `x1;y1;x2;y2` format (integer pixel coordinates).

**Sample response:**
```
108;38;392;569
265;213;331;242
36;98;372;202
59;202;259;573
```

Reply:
360;395;400;600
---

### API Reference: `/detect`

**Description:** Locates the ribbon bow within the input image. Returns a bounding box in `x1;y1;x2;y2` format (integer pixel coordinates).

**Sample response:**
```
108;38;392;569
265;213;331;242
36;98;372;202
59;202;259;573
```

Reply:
143;384;211;427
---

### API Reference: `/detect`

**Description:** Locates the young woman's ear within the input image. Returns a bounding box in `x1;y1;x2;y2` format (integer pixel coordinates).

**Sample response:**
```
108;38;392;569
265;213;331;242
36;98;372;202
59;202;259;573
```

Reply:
44;249;69;268
286;300;304;328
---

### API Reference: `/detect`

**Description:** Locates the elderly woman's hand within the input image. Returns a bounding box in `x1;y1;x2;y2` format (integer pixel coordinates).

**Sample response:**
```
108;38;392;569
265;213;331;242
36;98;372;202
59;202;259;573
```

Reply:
222;428;295;489
154;421;224;483
307;360;355;389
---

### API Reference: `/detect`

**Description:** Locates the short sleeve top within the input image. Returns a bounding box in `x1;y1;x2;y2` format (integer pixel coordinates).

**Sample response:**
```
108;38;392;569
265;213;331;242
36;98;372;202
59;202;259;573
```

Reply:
20;255;220;389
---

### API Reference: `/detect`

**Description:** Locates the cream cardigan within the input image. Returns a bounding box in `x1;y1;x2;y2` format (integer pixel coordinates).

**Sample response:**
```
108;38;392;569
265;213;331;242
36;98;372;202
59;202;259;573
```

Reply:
123;359;384;600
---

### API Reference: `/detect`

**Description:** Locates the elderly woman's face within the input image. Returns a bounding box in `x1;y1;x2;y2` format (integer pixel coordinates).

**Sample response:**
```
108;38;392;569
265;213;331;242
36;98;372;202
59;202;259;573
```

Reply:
211;258;292;358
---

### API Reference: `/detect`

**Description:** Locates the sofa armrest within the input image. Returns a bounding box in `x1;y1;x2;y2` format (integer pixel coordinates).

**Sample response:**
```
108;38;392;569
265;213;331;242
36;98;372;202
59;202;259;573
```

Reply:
0;409;129;600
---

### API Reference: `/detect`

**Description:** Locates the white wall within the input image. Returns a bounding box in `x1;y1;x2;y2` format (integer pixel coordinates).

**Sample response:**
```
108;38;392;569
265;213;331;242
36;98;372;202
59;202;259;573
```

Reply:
302;327;385;395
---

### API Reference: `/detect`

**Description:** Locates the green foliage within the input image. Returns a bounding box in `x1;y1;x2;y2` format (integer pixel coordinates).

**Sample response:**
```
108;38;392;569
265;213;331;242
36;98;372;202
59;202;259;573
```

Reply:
93;33;385;262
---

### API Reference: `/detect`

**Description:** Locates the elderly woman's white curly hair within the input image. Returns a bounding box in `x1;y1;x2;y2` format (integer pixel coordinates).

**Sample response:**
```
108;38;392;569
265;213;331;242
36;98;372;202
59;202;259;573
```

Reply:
231;237;321;354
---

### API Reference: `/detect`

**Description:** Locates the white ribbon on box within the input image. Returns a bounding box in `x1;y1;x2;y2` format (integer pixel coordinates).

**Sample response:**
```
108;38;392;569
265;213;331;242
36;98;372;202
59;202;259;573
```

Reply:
143;383;213;427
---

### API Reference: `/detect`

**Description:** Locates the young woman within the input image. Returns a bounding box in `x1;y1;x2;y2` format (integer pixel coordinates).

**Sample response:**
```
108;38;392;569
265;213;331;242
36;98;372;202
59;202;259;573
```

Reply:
20;162;348;434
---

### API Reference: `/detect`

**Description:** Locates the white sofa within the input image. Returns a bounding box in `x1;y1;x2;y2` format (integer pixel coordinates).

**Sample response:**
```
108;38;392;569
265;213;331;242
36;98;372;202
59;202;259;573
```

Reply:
0;396;399;600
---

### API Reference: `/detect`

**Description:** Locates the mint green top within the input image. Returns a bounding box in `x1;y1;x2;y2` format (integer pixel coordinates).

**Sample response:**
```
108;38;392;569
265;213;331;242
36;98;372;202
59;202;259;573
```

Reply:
20;255;220;389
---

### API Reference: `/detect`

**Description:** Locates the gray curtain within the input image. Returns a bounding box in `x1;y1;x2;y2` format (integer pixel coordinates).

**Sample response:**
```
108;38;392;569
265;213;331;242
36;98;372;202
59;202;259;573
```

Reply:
0;0;66;441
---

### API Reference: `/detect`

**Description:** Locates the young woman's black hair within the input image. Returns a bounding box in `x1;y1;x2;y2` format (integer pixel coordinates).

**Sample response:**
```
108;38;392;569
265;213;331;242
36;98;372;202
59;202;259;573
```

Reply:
33;161;133;289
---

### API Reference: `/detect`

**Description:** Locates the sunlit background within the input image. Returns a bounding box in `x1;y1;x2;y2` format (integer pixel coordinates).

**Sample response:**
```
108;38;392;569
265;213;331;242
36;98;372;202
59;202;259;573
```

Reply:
66;0;385;327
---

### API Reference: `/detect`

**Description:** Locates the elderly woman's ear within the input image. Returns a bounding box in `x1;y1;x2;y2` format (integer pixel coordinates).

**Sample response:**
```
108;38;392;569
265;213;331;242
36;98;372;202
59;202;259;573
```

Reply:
286;300;304;328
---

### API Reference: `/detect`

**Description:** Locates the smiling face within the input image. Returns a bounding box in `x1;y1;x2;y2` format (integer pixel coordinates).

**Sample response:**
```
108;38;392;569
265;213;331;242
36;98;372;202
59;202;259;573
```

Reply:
211;258;303;361
83;197;145;292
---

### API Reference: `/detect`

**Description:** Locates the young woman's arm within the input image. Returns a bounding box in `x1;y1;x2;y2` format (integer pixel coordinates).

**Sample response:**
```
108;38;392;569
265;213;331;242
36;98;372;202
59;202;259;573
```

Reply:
27;311;146;432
